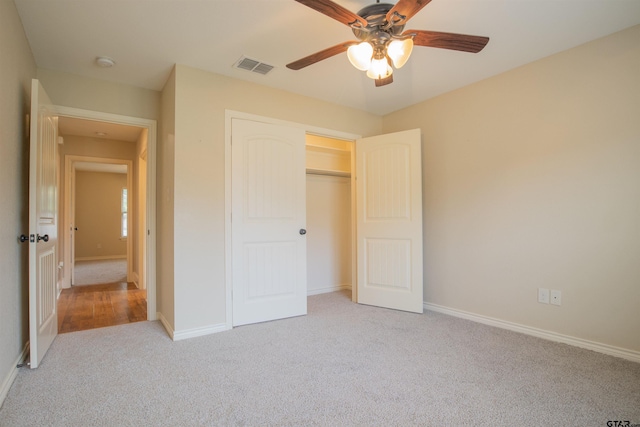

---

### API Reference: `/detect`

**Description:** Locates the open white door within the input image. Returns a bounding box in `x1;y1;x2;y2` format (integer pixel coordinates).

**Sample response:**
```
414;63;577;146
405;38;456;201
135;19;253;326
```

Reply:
231;119;307;326
28;79;59;368
356;129;423;313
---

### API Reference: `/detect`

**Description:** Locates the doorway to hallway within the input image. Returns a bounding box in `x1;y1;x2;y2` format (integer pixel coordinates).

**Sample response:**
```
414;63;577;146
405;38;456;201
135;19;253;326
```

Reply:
57;282;146;333
56;112;155;334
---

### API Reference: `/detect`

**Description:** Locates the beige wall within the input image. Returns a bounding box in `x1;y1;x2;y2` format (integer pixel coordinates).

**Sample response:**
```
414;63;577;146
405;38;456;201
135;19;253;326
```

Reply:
60;134;137;160
306;175;352;294
74;171;128;259
36;68;160;121
383;25;640;352
166;64;381;333
158;67;176;328
0;0;36;402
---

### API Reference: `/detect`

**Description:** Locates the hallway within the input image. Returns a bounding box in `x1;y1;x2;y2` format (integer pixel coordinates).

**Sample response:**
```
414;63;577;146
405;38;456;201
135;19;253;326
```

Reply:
57;283;147;333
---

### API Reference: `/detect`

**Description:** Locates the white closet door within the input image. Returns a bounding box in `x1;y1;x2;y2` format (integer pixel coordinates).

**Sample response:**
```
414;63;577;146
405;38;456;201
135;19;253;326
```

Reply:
232;119;307;326
356;129;423;313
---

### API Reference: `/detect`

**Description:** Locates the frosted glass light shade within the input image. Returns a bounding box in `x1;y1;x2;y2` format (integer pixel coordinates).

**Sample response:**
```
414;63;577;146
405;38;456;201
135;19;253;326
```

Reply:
366;57;393;79
347;42;373;71
387;38;413;69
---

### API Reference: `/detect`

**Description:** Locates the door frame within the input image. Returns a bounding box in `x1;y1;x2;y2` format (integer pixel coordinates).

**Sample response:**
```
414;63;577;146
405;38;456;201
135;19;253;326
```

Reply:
63;156;133;286
56;106;157;321
224;110;361;328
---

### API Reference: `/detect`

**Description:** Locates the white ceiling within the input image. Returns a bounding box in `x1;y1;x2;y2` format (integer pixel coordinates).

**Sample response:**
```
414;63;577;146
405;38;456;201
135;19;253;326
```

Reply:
14;0;640;116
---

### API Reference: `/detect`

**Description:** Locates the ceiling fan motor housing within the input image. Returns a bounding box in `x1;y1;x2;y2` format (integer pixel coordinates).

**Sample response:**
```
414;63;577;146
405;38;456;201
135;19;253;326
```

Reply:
352;3;405;41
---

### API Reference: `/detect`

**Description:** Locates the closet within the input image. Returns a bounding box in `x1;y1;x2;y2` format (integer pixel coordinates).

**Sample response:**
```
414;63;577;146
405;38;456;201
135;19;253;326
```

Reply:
305;134;352;295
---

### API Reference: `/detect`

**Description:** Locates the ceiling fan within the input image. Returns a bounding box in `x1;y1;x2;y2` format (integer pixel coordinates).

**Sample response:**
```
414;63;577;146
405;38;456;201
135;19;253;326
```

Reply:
286;0;489;86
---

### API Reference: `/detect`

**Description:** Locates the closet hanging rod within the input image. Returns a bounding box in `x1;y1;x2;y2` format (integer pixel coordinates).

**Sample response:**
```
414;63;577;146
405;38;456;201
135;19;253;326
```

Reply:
305;168;351;178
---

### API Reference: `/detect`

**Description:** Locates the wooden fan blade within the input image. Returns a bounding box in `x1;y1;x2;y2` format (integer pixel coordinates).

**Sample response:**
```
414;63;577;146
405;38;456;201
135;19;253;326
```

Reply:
294;0;367;27
386;0;433;24
406;30;489;53
286;41;357;70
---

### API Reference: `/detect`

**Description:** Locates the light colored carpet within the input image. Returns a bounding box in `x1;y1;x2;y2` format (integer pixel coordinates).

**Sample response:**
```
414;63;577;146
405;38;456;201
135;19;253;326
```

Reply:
73;259;127;286
1;291;639;426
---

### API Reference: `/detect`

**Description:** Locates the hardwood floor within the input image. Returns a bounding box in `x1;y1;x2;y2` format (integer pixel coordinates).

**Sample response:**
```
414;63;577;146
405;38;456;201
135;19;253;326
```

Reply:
57;282;147;334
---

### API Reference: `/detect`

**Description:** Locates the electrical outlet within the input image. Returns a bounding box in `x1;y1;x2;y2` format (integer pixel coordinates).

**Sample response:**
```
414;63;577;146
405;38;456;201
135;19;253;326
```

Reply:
97;243;102;249
538;288;550;304
550;290;562;306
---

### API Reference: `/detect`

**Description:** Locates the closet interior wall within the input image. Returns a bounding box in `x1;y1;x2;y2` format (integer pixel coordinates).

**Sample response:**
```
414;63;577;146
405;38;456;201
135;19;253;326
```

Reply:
305;135;352;295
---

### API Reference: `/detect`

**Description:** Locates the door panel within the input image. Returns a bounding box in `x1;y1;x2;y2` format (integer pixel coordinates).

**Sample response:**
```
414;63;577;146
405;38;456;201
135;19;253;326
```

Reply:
29;79;59;368
232;119;307;326
356;129;423;313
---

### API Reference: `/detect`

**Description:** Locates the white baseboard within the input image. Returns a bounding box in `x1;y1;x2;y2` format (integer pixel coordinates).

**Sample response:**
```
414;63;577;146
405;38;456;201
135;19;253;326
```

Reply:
308;284;351;296
173;323;231;341
424;302;640;364
75;255;127;261
157;312;231;341
0;342;29;408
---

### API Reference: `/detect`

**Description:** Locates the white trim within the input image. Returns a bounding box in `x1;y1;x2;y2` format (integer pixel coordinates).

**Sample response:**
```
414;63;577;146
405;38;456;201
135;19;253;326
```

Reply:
424;302;640;364
172;323;231;342
0;342;29;407
55;106;157;321
224;110;361;330
225;110;362;141
74;255;127;261
55;106;155;129
307;284;352;296
157;314;231;342
350;137;357;304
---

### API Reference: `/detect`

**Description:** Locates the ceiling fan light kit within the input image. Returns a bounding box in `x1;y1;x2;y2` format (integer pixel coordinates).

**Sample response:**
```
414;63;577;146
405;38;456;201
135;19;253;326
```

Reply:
347;42;374;70
387;38;413;68
366;57;393;79
347;37;412;78
287;0;489;87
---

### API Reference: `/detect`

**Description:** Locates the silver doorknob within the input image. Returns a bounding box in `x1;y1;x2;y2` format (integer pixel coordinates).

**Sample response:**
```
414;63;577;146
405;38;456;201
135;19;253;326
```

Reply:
299;229;306;235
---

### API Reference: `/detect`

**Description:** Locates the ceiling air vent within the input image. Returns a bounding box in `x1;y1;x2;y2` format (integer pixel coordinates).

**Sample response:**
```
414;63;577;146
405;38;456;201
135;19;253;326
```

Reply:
234;56;274;75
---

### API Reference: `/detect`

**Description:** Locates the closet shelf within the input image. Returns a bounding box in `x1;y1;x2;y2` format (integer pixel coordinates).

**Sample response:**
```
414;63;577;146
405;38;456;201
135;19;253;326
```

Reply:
305;144;350;154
